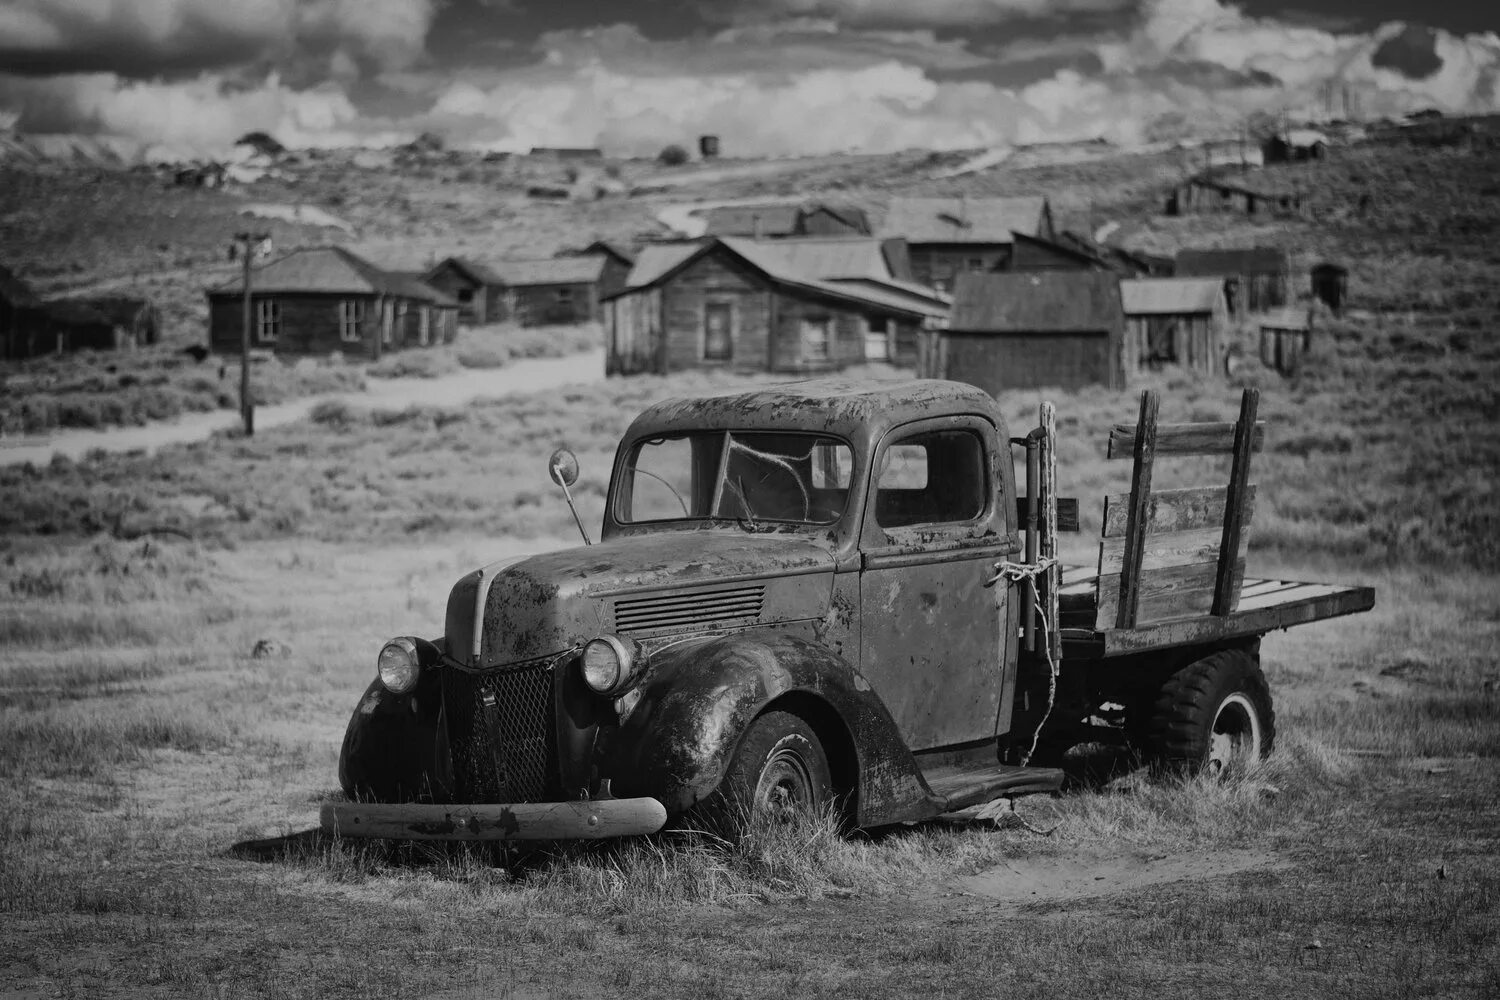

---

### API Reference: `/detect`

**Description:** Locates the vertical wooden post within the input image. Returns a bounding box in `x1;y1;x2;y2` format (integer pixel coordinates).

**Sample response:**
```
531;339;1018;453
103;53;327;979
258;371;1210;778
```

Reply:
239;234;254;436
1115;390;1159;630
1040;401;1060;661
1213;388;1259;615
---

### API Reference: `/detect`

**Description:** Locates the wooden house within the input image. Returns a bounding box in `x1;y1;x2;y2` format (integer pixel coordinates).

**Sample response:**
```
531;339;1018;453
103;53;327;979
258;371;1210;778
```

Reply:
922;271;1125;394
40;297;159;352
424;255;610;327
700;203;871;239
1262;129;1330;164
1008;232;1110;272
1120;278;1229;373
1056;232;1173;278
1;264;49;360
1259;308;1311;375
877;196;1055;292
602;237;949;376
556;241;635;298
206;246;457;359
1175;247;1290;315
1165;172;1302;218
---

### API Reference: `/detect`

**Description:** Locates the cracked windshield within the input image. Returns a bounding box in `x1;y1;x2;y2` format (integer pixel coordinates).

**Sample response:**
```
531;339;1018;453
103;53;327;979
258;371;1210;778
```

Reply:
621;432;852;525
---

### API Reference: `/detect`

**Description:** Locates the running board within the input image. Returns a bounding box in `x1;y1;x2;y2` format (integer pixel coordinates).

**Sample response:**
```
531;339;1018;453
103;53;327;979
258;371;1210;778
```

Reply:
920;762;1065;811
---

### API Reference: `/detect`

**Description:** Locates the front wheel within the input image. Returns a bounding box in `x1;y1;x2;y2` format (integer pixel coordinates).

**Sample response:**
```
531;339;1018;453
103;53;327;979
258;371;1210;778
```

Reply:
1141;650;1275;774
701;710;833;834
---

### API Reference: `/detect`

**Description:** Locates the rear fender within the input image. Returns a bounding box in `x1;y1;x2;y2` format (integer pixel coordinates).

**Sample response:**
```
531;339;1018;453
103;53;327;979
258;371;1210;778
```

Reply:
598;631;939;827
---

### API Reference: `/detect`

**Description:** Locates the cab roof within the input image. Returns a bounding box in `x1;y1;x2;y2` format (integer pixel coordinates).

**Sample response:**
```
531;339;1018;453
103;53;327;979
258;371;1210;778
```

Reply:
622;378;1006;448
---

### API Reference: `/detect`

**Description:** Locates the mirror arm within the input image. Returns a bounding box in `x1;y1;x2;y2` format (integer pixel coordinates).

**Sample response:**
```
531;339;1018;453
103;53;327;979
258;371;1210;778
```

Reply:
558;478;592;546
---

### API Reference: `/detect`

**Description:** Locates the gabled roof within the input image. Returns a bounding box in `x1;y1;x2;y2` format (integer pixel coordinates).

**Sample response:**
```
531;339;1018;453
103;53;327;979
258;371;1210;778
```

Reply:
1056;231;1172;277
611;238;948;319
1011;231;1107;269
701;204;802;237
725;237;892;282
0;263;42;308
566;240;635;266
424;256;506;287
1120;278;1226;315
950;271;1122;332
1176;246;1290;276
494;256;607;286
878;196;1049;244
211;246;450;301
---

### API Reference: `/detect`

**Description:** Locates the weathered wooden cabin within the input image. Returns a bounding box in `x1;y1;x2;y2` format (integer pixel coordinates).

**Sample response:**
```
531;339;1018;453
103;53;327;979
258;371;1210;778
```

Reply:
1120;278;1229;373
1056;232;1173;278
923;271;1124;394
1175;247;1290;315
700;203;871;239
1165;173;1302;218
3;264;159;359
1259;308;1311;375
602;237;948;376
207;246;457;359
1262;129;1329;164
1009;232;1110;272
556;241;635;298
423;255;610;327
1;264;49;360
877;196;1055;292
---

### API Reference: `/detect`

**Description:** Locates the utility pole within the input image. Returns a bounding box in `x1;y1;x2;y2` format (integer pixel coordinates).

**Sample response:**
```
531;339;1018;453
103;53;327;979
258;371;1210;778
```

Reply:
232;231;271;435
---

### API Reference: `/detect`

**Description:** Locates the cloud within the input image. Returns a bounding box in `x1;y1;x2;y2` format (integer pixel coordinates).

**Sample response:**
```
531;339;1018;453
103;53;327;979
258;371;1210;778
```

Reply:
0;0;437;78
716;0;1133;27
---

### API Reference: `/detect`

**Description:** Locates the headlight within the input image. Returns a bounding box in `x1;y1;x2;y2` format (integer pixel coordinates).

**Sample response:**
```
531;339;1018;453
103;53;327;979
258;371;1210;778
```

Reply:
377;637;421;694
581;634;638;695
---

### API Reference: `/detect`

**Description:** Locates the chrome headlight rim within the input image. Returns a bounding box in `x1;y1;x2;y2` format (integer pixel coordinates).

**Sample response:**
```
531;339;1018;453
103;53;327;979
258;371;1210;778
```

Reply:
581;634;639;695
377;636;422;694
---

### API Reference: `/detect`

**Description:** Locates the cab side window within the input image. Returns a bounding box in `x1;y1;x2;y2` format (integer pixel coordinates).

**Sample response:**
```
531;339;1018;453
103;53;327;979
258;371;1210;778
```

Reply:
875;429;986;528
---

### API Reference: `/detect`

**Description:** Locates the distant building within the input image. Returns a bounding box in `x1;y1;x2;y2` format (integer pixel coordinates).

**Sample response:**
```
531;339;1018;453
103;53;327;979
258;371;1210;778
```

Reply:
423;254;611;327
207;246;457;358
556;241;636;299
876;196;1055;292
1259;307;1312;375
1311;262;1348;314
700;202;872;239
1120;278;1229;374
602;236;949;376
2;264;158;359
1175;247;1290;314
528;147;604;161
1008;232;1111;273
1165;172;1302;218
1;264;48;360
1262;129;1330;164
1055;231;1173;278
924;271;1124;393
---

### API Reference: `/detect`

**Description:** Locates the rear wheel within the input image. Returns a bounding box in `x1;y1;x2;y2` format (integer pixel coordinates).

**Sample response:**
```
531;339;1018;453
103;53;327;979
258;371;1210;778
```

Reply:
702;710;833;834
1141;649;1275;774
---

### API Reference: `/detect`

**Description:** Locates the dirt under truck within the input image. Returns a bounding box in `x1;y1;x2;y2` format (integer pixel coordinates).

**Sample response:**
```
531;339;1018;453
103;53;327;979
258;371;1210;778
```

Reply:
321;379;1375;840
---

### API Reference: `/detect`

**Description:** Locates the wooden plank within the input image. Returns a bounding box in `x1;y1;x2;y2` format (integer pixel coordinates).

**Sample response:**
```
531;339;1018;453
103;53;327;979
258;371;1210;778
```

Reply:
1114;391;1159;630
1096;560;1245;630
1102;485;1257;538
1238;577;1296;599
1098;525;1248;575
1236;582;1350;612
1014;496;1078;533
1108;420;1265;458
1094;583;1376;657
1214;388;1259;615
320;799;669;841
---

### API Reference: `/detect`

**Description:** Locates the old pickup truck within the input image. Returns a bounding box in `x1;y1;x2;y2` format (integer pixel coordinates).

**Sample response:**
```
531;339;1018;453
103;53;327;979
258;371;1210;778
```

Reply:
321;380;1374;840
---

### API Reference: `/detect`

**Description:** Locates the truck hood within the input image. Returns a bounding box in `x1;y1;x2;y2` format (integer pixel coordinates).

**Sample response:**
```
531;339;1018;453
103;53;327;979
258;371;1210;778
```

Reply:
444;531;837;668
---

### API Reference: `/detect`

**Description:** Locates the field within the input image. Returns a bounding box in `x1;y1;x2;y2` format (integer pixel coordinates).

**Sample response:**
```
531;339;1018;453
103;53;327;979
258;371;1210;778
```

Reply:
2;135;1498;998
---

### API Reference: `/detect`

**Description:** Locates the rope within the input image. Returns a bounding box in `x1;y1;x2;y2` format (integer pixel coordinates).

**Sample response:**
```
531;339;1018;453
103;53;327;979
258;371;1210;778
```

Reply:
986;556;1059;768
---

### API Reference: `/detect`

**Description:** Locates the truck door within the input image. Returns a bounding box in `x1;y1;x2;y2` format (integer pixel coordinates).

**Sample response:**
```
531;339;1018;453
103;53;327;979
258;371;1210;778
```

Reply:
858;416;1018;751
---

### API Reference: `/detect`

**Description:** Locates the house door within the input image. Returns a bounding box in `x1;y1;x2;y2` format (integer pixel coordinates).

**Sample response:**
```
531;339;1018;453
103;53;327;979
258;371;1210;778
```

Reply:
858;417;1018;751
704;302;733;361
864;317;890;361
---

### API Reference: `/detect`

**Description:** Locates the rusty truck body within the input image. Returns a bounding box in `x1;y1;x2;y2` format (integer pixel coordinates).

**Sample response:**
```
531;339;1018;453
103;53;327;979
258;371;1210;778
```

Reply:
322;379;1374;840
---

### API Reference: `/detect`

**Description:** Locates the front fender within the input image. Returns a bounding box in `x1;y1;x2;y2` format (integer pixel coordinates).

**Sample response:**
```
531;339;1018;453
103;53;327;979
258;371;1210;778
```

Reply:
598;630;939;827
338;666;452;803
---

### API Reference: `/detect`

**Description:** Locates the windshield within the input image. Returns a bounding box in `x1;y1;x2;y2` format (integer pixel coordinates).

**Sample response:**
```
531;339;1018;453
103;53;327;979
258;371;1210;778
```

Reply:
617;432;853;526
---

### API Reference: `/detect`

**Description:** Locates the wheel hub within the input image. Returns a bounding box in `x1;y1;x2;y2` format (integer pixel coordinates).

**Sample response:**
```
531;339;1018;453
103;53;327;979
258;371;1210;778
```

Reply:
1208;693;1262;773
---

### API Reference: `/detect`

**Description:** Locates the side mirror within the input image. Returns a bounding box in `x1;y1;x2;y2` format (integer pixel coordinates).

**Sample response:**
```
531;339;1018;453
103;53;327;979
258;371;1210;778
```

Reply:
547;448;580;488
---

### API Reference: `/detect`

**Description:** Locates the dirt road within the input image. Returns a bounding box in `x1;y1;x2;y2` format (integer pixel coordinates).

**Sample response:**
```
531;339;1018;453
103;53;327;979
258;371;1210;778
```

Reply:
0;348;604;468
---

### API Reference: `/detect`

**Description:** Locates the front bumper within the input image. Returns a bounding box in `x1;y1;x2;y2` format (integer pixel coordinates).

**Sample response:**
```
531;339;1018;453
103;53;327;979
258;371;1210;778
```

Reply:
320;797;668;841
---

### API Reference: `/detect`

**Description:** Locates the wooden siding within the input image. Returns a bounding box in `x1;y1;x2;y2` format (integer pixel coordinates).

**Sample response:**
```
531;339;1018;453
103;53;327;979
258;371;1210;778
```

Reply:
504;282;600;327
909;244;1010;292
208;292;449;359
424;263;488;325
1123;313;1222;373
606;288;663;375
939;330;1122;395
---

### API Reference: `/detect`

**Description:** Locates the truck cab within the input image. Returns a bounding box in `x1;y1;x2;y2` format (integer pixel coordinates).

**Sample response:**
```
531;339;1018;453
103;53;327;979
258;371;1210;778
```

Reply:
324;379;1372;841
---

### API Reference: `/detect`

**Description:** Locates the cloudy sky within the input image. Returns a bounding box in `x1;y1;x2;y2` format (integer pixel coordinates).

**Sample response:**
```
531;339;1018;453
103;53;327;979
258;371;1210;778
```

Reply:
0;0;1496;157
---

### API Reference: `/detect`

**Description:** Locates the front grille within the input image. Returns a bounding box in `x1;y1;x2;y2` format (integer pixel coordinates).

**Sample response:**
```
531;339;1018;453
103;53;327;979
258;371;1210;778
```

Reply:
442;661;555;803
612;585;765;636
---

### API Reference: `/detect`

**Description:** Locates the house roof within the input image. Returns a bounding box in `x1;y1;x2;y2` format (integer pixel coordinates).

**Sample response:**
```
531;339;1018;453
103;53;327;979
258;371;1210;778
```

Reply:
44;296;156;326
494;255;607;286
950;271;1123;332
613;238;948;319
701;204;803;237
1259;307;1310;331
571;240;635;265
0;263;42;308
1176;246;1290;276
1056;231;1172;276
426;256;507;287
878;196;1049;244
211;246;451;301
1120;278;1226;315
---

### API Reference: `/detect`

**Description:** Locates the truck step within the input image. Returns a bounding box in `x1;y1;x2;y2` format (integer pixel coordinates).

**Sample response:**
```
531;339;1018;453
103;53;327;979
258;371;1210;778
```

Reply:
920;762;1065;811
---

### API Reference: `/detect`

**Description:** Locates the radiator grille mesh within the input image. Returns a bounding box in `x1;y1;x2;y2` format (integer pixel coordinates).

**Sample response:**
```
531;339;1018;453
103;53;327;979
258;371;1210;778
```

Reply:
443;661;554;803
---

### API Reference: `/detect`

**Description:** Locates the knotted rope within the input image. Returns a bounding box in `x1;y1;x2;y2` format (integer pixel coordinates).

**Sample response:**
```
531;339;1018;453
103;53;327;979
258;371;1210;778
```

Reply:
986;556;1059;767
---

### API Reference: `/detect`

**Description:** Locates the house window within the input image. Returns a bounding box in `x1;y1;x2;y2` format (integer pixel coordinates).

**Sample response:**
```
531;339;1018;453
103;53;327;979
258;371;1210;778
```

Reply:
556;287;574;303
255;300;280;343
457;288;474;304
339;300;364;342
967;257;986;271
802;316;831;361
704;302;733;361
864;316;890;361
